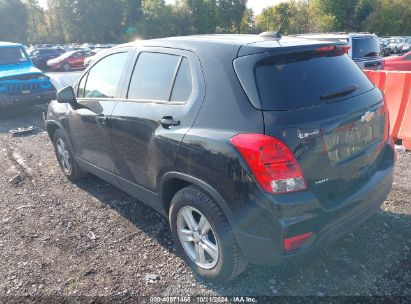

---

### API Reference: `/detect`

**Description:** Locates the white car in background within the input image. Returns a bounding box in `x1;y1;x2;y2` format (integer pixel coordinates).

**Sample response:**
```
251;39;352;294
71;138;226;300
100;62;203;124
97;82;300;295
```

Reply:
388;37;405;54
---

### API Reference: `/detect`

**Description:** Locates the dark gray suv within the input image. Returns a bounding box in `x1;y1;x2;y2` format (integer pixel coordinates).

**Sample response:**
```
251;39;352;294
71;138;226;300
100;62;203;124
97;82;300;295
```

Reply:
45;34;395;282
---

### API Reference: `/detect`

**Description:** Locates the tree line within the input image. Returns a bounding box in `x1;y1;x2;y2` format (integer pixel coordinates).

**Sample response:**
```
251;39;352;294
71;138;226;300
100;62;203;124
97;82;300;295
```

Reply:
1;0;410;45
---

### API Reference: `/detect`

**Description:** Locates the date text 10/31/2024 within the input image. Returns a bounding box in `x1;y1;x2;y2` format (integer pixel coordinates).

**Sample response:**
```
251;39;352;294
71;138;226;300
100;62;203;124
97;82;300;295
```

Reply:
149;296;258;303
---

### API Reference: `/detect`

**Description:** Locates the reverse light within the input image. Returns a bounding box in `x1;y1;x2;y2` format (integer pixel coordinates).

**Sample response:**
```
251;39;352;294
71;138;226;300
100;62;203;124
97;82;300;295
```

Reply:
230;134;306;194
284;232;313;252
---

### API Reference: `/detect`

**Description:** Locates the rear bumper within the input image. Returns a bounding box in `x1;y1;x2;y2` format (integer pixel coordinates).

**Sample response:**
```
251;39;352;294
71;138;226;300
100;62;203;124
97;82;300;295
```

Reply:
0;90;56;108
235;145;395;265
355;58;384;70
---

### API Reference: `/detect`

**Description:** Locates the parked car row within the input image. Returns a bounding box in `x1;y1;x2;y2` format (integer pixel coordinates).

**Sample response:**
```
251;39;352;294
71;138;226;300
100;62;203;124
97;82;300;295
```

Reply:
25;43;114;71
380;37;411;55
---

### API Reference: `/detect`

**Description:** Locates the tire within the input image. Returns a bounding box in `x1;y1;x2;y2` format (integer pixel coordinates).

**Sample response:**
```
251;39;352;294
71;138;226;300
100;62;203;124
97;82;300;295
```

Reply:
169;186;247;282
53;129;86;181
62;63;71;71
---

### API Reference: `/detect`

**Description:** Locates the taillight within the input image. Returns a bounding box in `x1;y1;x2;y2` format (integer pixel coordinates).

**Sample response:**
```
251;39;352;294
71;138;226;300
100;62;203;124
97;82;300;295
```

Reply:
316;45;351;54
230;134;306;194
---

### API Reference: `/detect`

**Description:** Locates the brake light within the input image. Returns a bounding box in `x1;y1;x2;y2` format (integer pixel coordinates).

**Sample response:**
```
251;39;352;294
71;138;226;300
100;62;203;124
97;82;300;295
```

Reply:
316;46;336;53
230;134;306;194
341;45;351;54
316;45;351;54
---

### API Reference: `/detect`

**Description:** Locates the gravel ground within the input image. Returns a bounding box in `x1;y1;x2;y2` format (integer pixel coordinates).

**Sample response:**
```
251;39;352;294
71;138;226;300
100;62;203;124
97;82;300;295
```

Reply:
0;105;410;301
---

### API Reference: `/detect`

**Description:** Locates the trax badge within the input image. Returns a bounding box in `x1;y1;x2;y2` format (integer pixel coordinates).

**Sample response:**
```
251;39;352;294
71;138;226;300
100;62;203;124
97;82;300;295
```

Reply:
361;111;375;123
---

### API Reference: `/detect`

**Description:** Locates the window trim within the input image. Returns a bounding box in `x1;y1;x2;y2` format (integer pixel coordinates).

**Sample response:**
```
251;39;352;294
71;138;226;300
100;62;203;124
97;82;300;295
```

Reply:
77;71;89;98
125;51;193;104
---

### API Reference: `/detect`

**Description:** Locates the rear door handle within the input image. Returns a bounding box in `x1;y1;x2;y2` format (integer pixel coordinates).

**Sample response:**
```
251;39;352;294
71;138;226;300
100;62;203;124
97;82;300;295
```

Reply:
96;114;108;125
161;116;180;128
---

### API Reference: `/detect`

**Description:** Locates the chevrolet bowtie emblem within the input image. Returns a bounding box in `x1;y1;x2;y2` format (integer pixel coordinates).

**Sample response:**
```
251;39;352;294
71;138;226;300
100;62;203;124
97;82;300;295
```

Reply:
361;111;375;123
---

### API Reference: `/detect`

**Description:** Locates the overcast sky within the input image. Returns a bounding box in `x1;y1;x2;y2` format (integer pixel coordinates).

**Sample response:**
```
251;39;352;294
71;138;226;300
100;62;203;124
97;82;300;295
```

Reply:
38;0;286;15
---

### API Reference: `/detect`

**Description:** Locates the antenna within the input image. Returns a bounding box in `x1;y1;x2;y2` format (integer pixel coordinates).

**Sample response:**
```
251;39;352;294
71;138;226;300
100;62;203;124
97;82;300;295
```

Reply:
276;0;296;35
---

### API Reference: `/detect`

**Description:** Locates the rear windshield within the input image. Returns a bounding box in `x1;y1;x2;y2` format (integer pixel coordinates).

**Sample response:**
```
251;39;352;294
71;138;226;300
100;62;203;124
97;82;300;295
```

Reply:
255;52;374;111
352;36;380;58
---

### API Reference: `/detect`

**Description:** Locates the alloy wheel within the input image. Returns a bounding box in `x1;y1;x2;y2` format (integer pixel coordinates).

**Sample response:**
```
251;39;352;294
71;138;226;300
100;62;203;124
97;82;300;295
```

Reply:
177;206;219;269
56;138;72;175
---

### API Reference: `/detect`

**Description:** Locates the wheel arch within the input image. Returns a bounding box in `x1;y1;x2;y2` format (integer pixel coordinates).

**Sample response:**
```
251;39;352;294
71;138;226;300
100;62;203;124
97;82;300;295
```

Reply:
45;120;76;154
46;121;62;140
159;172;236;226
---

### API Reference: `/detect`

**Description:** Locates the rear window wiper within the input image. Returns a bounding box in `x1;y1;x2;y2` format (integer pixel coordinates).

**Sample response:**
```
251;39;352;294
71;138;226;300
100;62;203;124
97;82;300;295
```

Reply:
363;52;378;57
320;84;358;101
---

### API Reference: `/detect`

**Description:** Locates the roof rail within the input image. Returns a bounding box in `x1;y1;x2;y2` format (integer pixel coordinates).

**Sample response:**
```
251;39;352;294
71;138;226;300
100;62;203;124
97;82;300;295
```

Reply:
259;31;282;40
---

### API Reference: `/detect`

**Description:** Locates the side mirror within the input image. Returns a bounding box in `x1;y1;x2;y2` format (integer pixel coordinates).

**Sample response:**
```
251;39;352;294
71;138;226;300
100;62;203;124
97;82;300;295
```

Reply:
57;86;77;105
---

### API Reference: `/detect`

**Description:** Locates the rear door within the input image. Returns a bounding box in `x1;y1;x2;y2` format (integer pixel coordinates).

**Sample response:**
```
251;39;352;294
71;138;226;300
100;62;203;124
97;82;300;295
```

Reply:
235;47;388;209
110;47;205;202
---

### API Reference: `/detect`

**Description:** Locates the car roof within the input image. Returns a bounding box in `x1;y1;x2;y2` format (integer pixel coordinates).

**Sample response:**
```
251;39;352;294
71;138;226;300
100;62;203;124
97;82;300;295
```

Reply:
115;34;346;56
0;41;23;48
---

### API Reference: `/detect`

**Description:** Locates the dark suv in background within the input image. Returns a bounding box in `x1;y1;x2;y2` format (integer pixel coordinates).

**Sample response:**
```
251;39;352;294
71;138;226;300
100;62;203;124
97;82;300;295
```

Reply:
45;34;395;282
294;33;385;70
30;48;65;70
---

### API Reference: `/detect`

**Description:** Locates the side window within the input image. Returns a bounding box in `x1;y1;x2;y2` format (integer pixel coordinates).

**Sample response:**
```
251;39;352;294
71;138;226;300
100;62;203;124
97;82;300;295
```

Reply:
128;52;180;101
171;57;192;101
77;73;87;98
83;52;128;99
405;54;411;61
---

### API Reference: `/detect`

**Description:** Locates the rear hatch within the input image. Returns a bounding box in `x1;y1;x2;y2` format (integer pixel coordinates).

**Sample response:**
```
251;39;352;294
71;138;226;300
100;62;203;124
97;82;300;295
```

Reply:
234;45;388;209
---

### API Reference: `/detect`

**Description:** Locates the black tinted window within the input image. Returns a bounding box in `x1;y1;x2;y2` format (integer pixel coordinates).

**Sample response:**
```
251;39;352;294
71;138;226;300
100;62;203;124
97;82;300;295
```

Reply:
128;52;180;101
352;36;380;58
84;52;128;99
0;47;29;65
171;57;192;101
255;53;374;110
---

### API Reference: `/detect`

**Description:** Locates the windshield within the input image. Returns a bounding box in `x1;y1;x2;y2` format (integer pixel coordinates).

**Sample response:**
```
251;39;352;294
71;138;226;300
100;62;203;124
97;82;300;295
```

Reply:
0;47;30;65
352;36;380;58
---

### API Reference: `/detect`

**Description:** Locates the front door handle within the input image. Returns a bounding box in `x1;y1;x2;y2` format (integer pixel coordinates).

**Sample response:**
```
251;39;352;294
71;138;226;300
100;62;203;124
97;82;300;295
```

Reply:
96;114;108;125
161;116;180;128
